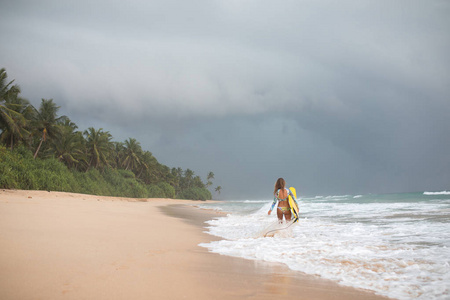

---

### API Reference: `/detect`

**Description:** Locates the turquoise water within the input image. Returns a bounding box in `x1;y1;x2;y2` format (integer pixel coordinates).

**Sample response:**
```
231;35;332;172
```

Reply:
198;191;450;300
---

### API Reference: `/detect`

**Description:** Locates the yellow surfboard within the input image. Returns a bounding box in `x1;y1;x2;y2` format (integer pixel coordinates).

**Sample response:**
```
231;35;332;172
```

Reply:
288;187;299;222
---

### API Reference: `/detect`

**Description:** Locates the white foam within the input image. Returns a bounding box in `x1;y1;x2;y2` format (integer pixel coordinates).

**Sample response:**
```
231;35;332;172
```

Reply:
424;191;450;195
243;200;269;203
199;200;450;300
195;204;223;211
325;194;351;199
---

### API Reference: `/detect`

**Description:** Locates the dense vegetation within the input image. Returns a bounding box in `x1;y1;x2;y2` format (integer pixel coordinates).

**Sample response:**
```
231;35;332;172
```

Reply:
0;68;222;200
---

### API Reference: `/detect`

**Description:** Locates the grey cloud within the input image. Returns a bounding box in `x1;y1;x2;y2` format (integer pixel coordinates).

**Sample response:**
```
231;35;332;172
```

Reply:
1;0;449;198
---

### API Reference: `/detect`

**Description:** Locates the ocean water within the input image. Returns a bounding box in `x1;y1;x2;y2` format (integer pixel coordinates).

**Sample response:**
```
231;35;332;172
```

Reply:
198;191;450;300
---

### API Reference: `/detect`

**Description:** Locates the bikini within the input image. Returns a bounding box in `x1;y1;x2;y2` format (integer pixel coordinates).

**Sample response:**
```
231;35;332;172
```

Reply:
270;189;291;214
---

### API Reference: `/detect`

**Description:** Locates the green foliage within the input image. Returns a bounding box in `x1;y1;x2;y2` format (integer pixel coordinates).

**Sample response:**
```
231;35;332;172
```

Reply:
157;182;176;198
32;99;66;159
0;145;20;188
177;187;212;201
30;158;77;192
0;145;78;192
147;185;165;198
0;145;209;199
117;169;135;179
0;67;218;200
84;127;113;170
83;169;112;195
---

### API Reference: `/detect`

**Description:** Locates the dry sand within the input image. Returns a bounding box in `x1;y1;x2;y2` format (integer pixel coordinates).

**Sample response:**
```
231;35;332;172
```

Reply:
0;190;392;300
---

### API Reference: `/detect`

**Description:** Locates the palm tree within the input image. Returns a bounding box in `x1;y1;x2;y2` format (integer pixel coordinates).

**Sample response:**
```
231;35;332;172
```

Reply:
193;175;205;188
111;141;125;169
51;119;86;169
121;138;144;171
83;127;113;170
206;171;215;188
32;99;66;158
0;69;32;149
183;168;194;190
0;96;31;150
171;167;183;194
138;151;159;184
0;68;14;101
184;169;194;180
215;186;222;195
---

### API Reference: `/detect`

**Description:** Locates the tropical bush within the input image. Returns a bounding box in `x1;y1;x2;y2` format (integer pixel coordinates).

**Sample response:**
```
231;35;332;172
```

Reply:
177;187;212;201
157;182;176;198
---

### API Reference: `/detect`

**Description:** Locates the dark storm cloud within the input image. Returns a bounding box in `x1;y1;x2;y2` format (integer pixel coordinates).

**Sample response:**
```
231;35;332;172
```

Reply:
1;0;449;198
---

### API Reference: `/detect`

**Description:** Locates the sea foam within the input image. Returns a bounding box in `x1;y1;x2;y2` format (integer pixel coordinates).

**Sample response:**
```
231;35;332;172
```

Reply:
424;191;450;195
199;193;450;300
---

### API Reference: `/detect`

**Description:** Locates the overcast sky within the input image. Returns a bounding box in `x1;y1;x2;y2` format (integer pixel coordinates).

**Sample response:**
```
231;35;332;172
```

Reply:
1;0;449;199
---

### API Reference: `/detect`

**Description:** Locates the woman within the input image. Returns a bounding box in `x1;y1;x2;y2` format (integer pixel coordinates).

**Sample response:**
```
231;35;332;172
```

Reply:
268;178;295;222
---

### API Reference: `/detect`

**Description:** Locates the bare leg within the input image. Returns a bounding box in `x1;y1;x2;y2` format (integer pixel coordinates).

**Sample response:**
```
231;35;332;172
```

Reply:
285;210;292;222
277;208;284;222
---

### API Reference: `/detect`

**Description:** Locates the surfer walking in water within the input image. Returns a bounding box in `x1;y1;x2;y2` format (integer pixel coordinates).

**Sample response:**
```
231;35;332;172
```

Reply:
268;178;295;222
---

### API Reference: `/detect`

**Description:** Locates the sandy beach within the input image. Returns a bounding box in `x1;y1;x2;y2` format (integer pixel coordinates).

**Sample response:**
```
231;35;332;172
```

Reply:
0;190;392;300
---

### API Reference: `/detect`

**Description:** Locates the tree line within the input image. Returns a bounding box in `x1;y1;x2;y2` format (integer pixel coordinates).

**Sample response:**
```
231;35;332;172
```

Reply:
0;68;222;200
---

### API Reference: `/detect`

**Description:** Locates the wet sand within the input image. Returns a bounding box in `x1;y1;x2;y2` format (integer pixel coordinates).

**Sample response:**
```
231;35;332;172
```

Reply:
0;190;392;300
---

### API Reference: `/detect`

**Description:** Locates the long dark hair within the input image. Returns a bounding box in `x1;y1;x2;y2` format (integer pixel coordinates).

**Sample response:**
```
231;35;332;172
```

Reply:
274;178;286;195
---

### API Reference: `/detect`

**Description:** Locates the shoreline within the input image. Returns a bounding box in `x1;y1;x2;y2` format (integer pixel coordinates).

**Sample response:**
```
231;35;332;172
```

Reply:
162;203;394;300
0;190;392;299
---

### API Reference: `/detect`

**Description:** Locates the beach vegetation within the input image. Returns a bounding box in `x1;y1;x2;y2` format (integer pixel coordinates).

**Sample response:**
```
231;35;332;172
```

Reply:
177;187;212;201
156;182;176;198
215;186;222;195
32;99;67;159
0;70;33;150
0;68;214;200
206;171;214;188
84;127;113;170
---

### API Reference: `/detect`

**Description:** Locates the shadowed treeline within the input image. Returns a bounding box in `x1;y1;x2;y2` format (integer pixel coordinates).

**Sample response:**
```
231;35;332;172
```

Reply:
0;68;218;200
